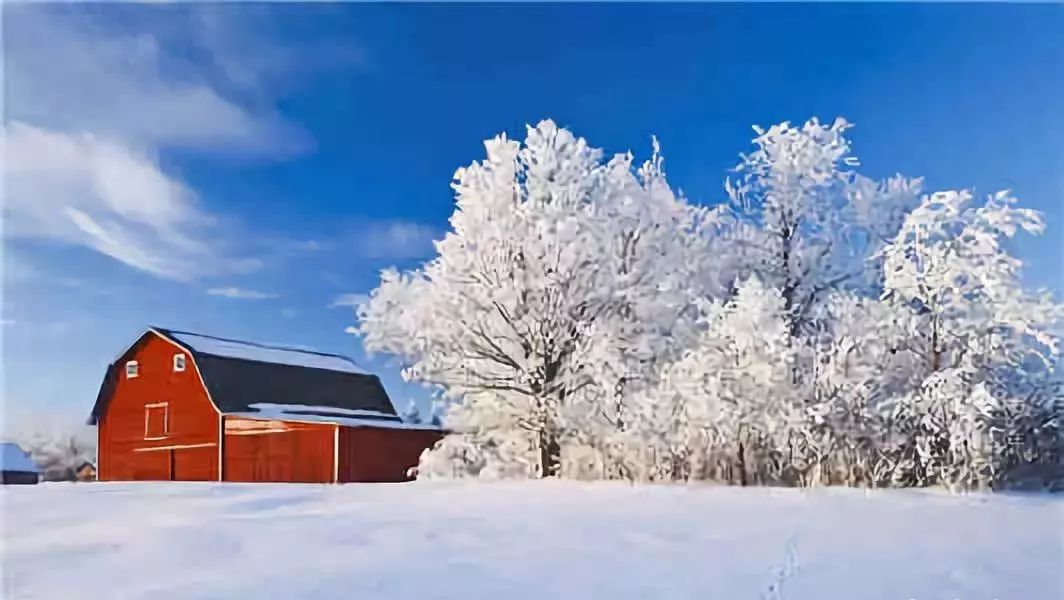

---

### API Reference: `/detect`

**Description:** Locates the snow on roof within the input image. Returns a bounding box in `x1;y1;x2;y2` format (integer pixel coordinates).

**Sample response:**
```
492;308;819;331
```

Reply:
236;404;443;432
247;403;400;420
1;443;39;473
161;329;368;375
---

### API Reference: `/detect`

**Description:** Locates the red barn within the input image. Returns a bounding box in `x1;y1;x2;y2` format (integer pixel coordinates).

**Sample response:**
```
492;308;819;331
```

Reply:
89;327;443;483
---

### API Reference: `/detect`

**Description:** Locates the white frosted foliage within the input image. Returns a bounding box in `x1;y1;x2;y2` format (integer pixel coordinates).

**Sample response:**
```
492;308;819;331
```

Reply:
356;117;1062;489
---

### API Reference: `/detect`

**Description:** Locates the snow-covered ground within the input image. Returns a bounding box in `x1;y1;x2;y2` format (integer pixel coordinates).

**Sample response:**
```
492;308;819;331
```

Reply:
1;482;1060;600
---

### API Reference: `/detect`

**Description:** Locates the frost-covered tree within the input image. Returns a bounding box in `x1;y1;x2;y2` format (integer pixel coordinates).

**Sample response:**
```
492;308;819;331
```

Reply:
878;189;1063;487
881;190;1059;379
650;277;802;484
801;292;921;485
359;120;720;478
355;116;1062;490
725;118;922;336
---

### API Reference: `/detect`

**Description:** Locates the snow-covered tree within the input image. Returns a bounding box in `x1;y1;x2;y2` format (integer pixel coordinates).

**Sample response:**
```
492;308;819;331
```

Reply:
355;116;1062;490
881;190;1059;378
878;189;1063;487
359;121;721;478
649;277;802;484
799;292;921;485
725;118;922;336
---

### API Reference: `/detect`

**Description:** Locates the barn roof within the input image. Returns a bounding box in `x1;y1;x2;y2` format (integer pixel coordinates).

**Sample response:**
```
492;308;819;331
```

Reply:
163;329;369;375
88;328;401;424
0;443;40;474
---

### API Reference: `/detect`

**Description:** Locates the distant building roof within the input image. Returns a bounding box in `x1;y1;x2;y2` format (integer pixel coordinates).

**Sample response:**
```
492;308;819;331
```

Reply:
89;328;407;425
0;443;39;474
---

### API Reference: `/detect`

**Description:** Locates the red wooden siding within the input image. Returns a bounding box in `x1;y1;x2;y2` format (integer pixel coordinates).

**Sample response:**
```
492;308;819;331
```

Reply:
337;426;443;483
97;333;220;482
172;445;217;481
223;417;336;483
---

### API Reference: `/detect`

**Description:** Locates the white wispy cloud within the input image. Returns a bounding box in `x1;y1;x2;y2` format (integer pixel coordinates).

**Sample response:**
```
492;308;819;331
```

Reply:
289;240;326;252
2;7;333;281
5;7;310;157
344;326;359;335
207;287;278;300
330;293;370;308
357;221;441;260
4;123;243;281
189;5;365;97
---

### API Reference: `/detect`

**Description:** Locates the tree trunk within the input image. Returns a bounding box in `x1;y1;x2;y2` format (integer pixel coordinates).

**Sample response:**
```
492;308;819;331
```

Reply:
737;438;749;487
930;314;941;372
538;429;561;478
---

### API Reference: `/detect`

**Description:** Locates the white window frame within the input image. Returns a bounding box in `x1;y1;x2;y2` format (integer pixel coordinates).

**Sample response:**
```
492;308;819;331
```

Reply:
173;353;186;372
144;402;170;440
125;360;139;379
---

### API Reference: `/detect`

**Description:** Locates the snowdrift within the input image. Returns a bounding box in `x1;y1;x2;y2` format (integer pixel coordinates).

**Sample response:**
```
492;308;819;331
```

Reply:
1;482;1060;599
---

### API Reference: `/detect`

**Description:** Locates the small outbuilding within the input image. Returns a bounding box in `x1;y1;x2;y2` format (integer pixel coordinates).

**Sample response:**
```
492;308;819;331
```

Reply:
75;461;97;482
1;443;41;485
89;327;444;483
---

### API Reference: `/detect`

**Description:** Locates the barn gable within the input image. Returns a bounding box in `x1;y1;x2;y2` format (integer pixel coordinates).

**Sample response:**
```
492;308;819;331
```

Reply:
89;328;399;424
87;330;161;425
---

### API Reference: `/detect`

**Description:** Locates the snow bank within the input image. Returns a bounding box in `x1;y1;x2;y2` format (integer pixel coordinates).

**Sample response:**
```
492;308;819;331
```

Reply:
1;482;1060;599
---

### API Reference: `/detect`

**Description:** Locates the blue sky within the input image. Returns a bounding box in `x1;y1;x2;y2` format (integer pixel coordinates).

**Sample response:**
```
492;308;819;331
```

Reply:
3;3;1062;429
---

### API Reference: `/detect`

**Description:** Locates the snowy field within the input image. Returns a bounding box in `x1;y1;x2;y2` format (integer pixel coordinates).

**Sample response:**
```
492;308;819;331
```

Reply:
2;482;1061;600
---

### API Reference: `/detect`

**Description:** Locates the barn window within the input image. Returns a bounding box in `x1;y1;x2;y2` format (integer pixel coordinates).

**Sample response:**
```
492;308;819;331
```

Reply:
125;361;139;379
173;353;186;372
144;403;169;440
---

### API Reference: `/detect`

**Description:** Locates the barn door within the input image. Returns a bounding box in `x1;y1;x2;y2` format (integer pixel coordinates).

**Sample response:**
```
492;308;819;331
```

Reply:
131;448;171;481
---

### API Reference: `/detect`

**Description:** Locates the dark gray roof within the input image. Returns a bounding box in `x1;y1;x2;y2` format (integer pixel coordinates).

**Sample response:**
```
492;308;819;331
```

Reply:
89;328;399;424
191;352;396;416
162;328;371;375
